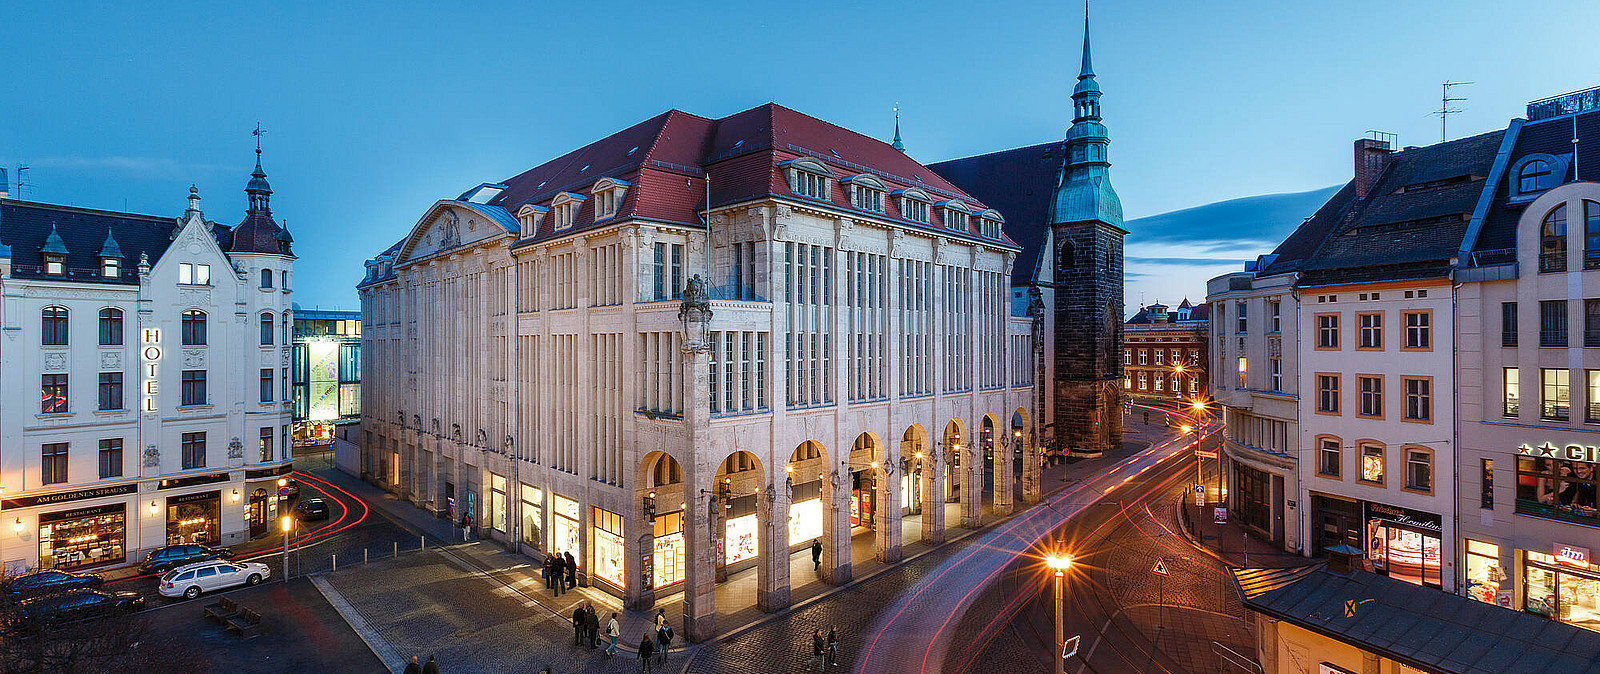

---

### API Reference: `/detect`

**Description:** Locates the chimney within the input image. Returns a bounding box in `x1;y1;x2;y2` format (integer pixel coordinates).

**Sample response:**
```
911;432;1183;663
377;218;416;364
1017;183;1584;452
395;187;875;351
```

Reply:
1353;135;1393;198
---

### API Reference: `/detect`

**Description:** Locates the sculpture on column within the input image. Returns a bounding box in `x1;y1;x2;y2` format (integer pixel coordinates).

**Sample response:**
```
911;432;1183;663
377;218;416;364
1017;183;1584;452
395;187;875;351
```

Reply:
678;274;713;349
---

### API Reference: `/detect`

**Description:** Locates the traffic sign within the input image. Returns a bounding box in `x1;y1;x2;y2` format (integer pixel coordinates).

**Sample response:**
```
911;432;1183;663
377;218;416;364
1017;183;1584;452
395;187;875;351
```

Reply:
278;487;290;498
1151;558;1170;576
1062;635;1081;659
1196;449;1218;459
1194;484;1206;507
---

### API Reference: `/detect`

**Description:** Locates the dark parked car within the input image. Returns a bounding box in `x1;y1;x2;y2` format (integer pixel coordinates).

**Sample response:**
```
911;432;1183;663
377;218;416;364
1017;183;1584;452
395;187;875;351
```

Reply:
1;569;104;599
295;498;330;522
16;589;143;626
140;544;231;574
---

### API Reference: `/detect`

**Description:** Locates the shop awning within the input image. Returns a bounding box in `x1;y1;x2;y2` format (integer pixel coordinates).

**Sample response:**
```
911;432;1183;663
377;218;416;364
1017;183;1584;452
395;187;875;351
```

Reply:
1232;564;1600;673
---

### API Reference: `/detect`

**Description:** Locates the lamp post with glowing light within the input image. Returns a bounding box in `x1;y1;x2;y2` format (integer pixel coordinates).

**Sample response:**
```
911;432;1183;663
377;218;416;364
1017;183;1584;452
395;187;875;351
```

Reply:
280;515;294;580
1178;394;1210;504
1045;552;1073;674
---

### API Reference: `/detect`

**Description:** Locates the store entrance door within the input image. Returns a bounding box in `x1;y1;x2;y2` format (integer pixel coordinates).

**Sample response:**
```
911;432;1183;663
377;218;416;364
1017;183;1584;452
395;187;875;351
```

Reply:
248;489;268;539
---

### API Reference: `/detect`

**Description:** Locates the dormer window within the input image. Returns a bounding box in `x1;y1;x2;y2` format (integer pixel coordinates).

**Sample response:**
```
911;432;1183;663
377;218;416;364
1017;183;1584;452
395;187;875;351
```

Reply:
893;188;932;223
974;209;1004;239
937;200;972;232
590;178;630;221
843;175;886;213
780;158;835;201
550;192;586;231
44;254;65;276
1520;160;1552;193
515;204;549;237
102;257;120;278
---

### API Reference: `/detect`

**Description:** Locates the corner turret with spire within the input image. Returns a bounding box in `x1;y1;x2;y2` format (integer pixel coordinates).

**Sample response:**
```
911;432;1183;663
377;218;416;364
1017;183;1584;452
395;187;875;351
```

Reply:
229;125;293;255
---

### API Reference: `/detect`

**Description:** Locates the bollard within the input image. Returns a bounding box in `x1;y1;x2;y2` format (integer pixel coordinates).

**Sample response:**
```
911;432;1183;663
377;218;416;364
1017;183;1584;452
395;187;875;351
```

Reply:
332;554;337;572
421;534;426;550
365;548;369;564
394;541;399;558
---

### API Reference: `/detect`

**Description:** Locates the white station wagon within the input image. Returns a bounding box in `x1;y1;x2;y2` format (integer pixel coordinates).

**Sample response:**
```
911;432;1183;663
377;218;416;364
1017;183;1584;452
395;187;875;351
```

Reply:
159;560;271;599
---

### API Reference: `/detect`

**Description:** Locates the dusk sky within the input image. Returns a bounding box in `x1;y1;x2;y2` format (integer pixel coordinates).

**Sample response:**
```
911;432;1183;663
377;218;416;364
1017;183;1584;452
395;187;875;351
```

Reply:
3;0;1596;310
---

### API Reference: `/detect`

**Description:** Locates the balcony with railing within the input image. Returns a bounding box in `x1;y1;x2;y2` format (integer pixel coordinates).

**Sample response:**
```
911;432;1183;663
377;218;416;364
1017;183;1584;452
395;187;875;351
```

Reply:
1540;252;1567;273
1540;329;1569;347
1542;401;1570;421
1504;399;1519;417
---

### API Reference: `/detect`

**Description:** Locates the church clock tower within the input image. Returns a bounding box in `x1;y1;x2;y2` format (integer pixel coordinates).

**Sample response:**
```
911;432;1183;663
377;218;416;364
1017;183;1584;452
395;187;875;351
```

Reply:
1050;12;1126;458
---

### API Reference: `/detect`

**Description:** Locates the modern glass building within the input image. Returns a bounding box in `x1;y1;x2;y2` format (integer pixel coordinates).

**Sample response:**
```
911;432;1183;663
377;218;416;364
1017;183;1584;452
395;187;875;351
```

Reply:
291;306;361;448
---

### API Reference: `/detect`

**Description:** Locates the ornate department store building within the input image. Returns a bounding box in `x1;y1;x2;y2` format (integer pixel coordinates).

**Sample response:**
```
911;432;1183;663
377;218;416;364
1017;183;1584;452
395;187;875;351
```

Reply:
359;103;1045;640
0;153;296;575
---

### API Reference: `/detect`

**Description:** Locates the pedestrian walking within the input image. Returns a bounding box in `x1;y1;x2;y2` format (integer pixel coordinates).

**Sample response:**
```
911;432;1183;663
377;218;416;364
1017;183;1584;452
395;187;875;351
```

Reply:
458;512;472;542
656;621;673;665
403;656;422;674
653;608;666;632
421;654;440;674
542;555;553;590
572;604;586;646
585;605;601;650
827;627;838;667
812;539;822;572
809;629;825;670
605;613;621;655
550;554;566;596
564;551;577;589
638;634;656;673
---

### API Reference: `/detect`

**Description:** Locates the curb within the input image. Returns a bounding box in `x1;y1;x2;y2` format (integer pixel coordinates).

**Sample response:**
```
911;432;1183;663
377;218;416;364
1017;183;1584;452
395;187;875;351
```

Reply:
310;574;407;673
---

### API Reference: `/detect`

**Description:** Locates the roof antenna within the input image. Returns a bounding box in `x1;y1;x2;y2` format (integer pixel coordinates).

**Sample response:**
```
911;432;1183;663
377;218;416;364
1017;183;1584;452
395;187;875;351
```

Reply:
1574;113;1582;182
13;164;31;199
1434;81;1473;143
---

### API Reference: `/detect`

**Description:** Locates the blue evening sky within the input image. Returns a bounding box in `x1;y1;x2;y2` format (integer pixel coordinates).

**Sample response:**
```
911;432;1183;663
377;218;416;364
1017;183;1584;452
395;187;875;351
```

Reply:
2;0;1596;310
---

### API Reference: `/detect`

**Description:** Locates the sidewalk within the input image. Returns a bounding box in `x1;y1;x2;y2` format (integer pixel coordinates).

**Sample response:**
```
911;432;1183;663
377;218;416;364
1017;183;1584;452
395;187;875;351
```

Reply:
1177;458;1309;570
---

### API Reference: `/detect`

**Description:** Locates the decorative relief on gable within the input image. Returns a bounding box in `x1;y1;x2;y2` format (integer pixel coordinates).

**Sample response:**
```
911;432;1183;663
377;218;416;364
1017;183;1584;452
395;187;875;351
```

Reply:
888;229;906;257
934;238;954;265
183;350;205;368
43;353;66;372
282;347;292;366
100;351;123;370
179;288;211;304
836;220;854;251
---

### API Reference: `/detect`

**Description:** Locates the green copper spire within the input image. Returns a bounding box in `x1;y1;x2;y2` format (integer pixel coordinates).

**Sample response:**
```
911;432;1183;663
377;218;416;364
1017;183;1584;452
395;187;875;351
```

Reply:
1051;5;1123;230
892;106;905;152
40;222;68;254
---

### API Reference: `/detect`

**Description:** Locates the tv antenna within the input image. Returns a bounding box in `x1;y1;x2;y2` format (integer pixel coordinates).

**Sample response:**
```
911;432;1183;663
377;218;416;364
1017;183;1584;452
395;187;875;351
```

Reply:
1434;81;1473;143
12;164;32;199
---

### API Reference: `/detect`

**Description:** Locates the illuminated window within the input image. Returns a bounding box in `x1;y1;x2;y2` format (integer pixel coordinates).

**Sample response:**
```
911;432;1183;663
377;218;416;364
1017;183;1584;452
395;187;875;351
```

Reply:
1360;444;1385;484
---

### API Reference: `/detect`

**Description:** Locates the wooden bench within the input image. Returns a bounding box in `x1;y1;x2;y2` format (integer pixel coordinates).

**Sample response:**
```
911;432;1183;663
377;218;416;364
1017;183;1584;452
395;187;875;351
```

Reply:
225;607;262;639
203;596;239;624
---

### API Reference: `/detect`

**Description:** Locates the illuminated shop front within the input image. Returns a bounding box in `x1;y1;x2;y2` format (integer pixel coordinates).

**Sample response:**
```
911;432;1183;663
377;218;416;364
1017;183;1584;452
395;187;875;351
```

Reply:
550;494;581;557
1524;546;1600;633
1463;539;1505;606
291;311;361;447
850;471;875;530
652;511;684;589
38;504;127;571
723;492;759;566
520;484;542;550
787;480;823;547
592;507;625;589
166;490;221;546
1363;502;1441;588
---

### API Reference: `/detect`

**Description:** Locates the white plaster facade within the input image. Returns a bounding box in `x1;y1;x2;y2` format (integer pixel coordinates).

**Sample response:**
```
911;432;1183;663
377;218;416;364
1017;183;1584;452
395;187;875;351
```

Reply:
0;194;295;575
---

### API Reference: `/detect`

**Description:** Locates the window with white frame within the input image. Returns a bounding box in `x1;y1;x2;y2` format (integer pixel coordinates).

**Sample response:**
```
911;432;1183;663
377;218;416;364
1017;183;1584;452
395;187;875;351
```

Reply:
515;204;547;236
942;266;972;392
784;159;833;200
178;262;210;285
846;251;888;401
785;242;833;407
845;175;885;212
652;243;684;301
591;178;629;221
551;192;584;230
979;270;1006;389
900;259;933;396
978;212;1003;239
939;201;971;232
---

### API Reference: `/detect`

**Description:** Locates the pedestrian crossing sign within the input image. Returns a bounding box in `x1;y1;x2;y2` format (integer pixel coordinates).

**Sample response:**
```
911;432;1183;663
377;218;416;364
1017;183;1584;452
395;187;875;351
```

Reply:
1151;558;1170;576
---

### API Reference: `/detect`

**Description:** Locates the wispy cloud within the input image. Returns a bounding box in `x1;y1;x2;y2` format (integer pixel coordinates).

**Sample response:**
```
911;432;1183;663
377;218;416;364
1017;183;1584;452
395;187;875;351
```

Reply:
28;156;230;177
1127;256;1250;267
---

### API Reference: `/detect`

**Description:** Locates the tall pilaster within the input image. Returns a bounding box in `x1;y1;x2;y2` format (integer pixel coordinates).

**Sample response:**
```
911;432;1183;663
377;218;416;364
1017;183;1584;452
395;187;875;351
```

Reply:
679;343;716;642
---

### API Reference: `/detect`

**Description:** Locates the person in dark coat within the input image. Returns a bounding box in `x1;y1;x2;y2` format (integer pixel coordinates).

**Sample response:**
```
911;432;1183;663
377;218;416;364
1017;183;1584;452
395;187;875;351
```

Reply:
421;654;440;674
827;627;838;666
656;621;673;665
550;554;565;596
585;605;601;649
809;630;825;670
542;555;553;590
638;634;656;673
572;604;587;646
812;539;822;572
403;656;422;674
564;551;577;589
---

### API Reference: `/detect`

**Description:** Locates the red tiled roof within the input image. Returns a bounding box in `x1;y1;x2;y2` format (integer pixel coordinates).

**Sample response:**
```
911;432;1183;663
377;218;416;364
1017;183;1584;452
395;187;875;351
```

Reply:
483;104;1014;248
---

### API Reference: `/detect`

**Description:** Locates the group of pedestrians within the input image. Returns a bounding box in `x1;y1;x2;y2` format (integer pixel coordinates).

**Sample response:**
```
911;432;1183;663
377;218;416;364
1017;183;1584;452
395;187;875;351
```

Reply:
400;654;440;674
808;627;839;670
567;602;675;672
542;550;577;595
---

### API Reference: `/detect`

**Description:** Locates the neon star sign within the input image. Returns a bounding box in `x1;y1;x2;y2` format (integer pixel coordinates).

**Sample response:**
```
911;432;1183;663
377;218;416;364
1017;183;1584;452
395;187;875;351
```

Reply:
1517;442;1600;464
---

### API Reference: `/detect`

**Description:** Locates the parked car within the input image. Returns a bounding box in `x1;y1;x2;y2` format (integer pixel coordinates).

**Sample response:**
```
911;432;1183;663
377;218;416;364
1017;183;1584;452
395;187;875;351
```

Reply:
1;569;105;599
140;544;232;574
295;497;330;522
158;560;271;599
16;589;143;626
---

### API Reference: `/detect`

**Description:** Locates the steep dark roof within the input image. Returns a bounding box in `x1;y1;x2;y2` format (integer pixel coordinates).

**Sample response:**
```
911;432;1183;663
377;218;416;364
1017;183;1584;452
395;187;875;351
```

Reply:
1471;108;1600;254
928;141;1066;285
1235;565;1600;674
230;211;292;255
0;199;232;284
1259;130;1504;285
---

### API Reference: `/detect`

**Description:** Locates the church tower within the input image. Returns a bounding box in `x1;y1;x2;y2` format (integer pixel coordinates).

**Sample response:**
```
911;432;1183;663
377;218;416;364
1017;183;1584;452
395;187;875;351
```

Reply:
1049;12;1126;458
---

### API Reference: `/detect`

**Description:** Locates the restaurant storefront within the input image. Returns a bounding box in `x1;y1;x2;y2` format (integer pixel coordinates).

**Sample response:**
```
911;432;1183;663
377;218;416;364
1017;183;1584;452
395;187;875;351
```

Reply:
38;503;127;571
167;490;221;546
1364;501;1442;588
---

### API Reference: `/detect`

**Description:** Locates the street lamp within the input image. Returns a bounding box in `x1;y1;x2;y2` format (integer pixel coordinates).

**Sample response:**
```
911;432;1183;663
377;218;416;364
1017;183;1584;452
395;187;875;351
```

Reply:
1185;398;1212;504
280;515;294;581
1044;553;1073;674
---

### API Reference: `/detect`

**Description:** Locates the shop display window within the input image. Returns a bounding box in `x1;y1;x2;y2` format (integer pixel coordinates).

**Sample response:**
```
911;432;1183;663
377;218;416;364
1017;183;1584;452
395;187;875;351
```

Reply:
39;505;126;571
520;484;542;548
652;511;684;589
550;494;581;559
788;498;823;546
1464;540;1503;605
1516;457;1599;524
725;513;758;565
1366;517;1440;588
488;473;507;533
1526;550;1600;632
592;507;625;589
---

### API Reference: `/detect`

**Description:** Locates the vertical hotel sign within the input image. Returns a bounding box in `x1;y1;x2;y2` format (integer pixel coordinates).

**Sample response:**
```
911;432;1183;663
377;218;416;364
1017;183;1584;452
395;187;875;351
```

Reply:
142;328;161;412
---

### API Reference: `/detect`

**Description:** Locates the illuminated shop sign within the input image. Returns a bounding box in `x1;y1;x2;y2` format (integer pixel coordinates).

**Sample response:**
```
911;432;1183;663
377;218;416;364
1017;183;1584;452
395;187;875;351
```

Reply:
141;328;162;412
1518;442;1600;464
1555;543;1592;568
